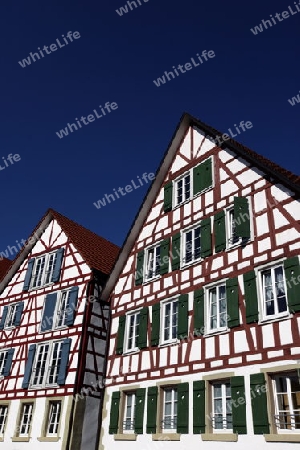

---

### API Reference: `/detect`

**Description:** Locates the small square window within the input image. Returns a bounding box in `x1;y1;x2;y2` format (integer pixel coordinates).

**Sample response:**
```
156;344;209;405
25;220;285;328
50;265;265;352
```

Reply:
272;371;300;432
144;245;161;281
124;311;140;353
206;284;227;334
259;264;288;320
182;225;201;266
161;299;178;345
174;173;191;207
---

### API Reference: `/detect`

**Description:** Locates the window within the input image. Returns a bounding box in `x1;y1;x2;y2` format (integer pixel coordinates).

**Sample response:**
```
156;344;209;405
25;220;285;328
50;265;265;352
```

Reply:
182;224;201;265
225;197;251;249
0;405;8;438
17;403;34;437
5;304;18;328
0;302;24;330
206;284;227;334
45;401;62;436
211;381;232;432
0;352;8;376
123;392;136;432
144;245;161;281
30;341;63;388
174;172;191;206
162;387;178;432
161;299;178;344
272;371;300;432
31;252;57;289
259;264;288;320
226;208;240;247
125;311;140;353
55;290;71;329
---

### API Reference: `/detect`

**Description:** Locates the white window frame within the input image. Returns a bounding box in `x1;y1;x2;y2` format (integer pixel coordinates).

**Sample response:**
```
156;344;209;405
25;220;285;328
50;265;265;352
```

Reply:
123;392;136;433
124;310;141;354
272;371;300;433
54;290;71;329
205;282;228;335
18;403;34;437
0;350;8;376
181;223;201;267
225;206;242;249
257;262;289;322
4;304;18;329
45;400;62;437
162;387;178;433
160;298;178;346
173;171;192;208
211;380;233;433
30;340;64;389
30;252;57;289
144;244;161;282
0;404;8;438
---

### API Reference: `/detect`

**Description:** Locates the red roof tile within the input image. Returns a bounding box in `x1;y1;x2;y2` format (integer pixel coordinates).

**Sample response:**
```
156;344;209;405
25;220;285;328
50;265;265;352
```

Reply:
0;258;12;281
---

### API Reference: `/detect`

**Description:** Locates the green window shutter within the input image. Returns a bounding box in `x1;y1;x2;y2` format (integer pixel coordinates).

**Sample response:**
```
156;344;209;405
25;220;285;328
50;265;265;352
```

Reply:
135;250;144;286
171;233;181;271
194;289;205;336
214;211;226;253
135;388;146;434
193;380;206;434
116;316;126;354
160;238;170;275
231;376;247;434
146;386;158;433
109;392;120;434
200;218;212;258
138;307;148;349
243;271;259;324
177;294;189;340
164;181;173;212
250;373;270;434
177;383;189;434
151;303;160;347
234;197;251;239
284;257;300;313
193;158;213;195
226;278;240;328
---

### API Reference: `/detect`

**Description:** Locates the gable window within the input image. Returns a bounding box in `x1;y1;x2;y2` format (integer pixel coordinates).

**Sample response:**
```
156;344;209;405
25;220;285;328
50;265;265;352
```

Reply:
162;387;178;432
17;402;34;438
182;224;201;265
211;381;233;432
125;311;140;353
272;371;300;432
0;404;8;438
174;172;191;207
45;400;62;437
31;253;57;288
259;264;288;320
206;284;227;334
123;392;136;432
30;341;63;388
55;290;71;329
144;245;161;281
161;299;178;345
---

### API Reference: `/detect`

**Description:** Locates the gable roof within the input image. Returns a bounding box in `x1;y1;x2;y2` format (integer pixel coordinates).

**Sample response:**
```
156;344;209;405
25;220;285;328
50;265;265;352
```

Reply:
0;209;120;292
101;112;300;301
0;258;12;282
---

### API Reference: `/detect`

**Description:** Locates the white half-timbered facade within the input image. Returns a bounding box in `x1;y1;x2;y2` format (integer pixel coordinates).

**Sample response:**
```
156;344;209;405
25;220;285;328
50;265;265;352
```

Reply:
100;113;300;450
0;209;119;450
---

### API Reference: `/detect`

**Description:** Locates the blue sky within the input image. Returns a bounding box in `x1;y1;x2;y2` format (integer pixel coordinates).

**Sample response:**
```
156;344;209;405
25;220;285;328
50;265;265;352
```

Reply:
0;0;299;254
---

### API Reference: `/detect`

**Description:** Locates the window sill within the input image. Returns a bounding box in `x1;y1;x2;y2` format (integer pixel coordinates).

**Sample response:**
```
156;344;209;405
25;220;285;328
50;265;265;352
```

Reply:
180;258;202;270
12;436;30;442
114;433;137;441
142;275;161;285
201;433;238;442
225;238;251;252
204;328;228;338
27;282;54;293
264;434;300;442
38;437;61;442
159;339;179;348
259;313;291;325
123;349;140;356
152;433;181;441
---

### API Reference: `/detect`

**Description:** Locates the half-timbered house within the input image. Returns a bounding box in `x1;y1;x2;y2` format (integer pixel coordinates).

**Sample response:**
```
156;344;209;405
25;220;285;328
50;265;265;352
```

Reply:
0;208;119;450
100;113;300;449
